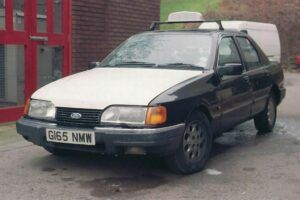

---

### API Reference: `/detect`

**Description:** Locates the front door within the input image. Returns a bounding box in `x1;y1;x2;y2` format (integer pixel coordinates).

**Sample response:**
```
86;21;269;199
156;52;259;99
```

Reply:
0;0;71;122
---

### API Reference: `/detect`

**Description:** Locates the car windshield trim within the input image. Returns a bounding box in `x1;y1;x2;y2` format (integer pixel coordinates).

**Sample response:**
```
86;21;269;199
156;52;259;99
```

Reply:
99;62;207;71
100;33;213;70
155;63;207;71
105;61;156;67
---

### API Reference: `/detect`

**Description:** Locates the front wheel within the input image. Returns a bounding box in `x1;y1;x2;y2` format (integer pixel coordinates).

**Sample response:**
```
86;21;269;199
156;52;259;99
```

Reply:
254;93;277;134
166;112;212;174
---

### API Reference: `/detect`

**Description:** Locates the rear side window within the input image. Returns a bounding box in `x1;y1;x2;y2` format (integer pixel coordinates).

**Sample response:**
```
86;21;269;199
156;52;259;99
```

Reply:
236;37;261;70
218;37;241;67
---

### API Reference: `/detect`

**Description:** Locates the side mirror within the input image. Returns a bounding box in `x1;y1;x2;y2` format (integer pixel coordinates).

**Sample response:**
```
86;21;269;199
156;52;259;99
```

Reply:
88;61;101;69
218;63;243;77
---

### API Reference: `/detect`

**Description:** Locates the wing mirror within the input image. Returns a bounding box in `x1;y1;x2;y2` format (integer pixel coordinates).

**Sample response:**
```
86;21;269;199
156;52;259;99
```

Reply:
218;63;243;77
88;61;101;69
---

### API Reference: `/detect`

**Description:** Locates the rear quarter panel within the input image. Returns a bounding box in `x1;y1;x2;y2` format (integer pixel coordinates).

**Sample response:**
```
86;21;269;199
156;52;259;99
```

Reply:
266;62;285;104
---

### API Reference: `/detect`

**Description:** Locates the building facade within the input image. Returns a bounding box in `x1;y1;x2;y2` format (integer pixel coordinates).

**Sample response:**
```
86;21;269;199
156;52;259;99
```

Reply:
0;0;160;123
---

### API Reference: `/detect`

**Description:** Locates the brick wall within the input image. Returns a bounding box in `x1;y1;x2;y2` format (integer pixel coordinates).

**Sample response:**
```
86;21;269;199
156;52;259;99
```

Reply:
72;0;160;72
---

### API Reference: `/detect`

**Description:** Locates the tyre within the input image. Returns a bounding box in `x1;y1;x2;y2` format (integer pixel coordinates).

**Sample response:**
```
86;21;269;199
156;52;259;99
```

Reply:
43;146;73;156
254;93;277;134
166;111;212;174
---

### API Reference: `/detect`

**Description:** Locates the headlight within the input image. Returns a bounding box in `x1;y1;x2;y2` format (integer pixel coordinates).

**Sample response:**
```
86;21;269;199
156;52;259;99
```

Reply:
101;106;148;125
101;106;167;126
28;100;56;120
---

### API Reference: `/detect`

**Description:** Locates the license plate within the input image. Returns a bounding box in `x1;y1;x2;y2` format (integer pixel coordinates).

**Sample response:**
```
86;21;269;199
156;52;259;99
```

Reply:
46;129;96;146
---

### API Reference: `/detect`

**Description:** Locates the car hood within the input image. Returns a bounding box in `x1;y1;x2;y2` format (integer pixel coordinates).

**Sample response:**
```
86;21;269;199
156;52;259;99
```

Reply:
32;67;203;109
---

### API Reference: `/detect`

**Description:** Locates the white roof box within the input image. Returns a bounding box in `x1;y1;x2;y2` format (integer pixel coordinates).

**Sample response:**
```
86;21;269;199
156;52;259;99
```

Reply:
200;21;281;63
168;11;205;22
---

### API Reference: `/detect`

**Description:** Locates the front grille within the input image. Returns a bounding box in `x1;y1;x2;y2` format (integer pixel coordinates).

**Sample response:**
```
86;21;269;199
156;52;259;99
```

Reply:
56;107;102;127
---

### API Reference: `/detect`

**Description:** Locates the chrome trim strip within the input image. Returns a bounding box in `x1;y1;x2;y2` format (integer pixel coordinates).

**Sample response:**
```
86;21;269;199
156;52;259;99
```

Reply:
94;123;185;134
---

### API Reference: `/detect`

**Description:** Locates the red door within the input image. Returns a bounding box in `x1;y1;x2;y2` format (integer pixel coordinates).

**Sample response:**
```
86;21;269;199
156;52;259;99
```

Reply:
0;0;71;123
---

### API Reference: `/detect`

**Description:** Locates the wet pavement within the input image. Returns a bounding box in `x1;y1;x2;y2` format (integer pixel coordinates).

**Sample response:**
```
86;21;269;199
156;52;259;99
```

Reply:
0;73;299;200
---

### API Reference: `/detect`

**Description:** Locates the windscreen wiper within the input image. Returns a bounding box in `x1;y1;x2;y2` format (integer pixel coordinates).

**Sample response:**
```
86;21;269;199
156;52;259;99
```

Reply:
109;61;156;66
156;63;207;71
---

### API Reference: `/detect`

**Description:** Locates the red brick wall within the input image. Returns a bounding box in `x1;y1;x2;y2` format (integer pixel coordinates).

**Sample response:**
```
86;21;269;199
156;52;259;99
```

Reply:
72;0;160;72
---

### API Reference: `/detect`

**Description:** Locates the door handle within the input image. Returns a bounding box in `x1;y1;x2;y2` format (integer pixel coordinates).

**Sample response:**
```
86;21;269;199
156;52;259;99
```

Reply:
30;36;48;42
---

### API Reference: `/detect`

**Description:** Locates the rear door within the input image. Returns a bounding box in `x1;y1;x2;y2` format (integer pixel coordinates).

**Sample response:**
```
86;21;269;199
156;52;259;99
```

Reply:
235;36;272;116
217;36;253;130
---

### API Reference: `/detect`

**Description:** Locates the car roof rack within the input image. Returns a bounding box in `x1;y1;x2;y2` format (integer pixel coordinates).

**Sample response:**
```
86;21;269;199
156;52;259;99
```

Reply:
149;20;224;31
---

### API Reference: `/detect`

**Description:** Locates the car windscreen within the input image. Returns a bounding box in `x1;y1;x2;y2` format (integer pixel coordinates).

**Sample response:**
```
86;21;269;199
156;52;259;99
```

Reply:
100;33;213;70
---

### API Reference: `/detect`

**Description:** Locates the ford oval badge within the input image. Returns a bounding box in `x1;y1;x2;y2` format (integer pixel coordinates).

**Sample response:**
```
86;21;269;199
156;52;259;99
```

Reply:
70;113;82;119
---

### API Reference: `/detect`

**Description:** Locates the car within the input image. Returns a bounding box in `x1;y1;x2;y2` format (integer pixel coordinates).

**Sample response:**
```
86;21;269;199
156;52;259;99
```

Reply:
16;20;286;174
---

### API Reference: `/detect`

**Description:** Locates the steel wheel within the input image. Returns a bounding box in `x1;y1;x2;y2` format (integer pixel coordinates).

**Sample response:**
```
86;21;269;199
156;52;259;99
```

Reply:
183;121;206;162
254;93;277;134
166;112;212;174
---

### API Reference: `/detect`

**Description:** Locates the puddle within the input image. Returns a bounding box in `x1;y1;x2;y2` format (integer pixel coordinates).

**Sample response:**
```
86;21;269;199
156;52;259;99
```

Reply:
274;122;288;135
213;120;290;150
277;118;300;139
79;174;165;198
213;123;258;152
211;121;265;156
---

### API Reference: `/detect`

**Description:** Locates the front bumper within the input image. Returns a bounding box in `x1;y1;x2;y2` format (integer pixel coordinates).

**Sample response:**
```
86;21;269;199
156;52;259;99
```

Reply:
16;117;185;156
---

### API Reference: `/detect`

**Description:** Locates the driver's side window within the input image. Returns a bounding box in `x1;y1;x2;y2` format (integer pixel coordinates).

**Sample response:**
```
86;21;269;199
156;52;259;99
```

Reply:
218;37;242;67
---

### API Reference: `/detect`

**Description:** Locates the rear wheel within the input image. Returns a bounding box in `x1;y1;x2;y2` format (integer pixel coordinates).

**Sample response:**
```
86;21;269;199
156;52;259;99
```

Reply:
166;111;212;174
254;93;277;134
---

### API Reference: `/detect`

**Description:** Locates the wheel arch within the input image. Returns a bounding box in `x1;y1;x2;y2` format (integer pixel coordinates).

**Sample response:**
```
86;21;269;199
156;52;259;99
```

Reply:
270;84;281;105
186;104;213;123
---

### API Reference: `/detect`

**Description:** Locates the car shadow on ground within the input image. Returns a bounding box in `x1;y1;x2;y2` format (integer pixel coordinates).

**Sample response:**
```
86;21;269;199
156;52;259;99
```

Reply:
26;120;285;198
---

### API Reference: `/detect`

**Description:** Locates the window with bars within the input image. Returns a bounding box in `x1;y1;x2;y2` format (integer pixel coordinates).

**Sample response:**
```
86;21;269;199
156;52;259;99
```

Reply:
0;45;24;108
0;0;4;29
